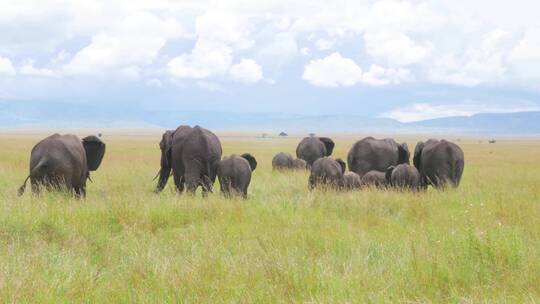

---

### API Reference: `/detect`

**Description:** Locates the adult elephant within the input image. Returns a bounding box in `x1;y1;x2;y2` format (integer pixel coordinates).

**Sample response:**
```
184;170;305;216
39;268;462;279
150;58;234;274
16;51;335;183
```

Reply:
18;134;105;197
413;139;464;188
296;136;335;167
155;125;222;196
347;137;410;177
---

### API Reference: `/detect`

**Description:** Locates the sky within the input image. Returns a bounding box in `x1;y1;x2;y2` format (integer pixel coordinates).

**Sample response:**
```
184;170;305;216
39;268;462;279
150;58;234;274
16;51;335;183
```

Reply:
1;0;540;122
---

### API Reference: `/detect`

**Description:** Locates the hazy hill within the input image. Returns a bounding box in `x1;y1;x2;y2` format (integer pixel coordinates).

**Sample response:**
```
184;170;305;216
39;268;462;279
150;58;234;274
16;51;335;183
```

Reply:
1;100;539;135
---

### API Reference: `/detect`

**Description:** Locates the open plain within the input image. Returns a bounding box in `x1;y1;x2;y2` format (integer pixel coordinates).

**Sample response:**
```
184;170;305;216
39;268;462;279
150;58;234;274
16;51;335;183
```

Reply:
1;132;539;302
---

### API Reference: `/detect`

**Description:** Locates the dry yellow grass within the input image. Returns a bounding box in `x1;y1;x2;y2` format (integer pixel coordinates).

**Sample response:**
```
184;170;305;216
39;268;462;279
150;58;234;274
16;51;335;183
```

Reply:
0;132;539;302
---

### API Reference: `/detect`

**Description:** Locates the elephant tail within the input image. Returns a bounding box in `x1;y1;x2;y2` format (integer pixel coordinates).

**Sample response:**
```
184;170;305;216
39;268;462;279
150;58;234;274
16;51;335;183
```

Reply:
18;158;47;196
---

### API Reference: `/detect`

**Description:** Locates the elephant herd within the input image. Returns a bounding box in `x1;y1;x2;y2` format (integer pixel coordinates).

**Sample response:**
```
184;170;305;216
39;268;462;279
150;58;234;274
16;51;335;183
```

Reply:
273;136;464;192
16;125;464;199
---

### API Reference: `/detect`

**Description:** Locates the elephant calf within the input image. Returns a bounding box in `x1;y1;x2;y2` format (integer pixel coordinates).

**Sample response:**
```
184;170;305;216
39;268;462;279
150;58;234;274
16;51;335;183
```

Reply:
292;158;307;169
309;157;346;190
385;164;423;191
343;171;361;190
217;153;257;198
360;170;387;188
272;152;294;170
18;133;106;197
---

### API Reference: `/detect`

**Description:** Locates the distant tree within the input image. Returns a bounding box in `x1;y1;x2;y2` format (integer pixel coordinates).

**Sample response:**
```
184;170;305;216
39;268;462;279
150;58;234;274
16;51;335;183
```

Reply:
261;133;267;138
279;132;288;137
488;139;496;144
309;133;316;137
98;133;102;138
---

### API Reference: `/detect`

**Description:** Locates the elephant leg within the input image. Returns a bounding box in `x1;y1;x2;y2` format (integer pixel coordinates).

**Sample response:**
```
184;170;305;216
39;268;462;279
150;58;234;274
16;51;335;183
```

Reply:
31;179;41;195
184;168;201;196
174;174;185;194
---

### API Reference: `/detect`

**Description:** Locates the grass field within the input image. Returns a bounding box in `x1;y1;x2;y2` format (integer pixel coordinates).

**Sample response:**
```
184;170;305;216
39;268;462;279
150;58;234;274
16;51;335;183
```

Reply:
1;132;539;303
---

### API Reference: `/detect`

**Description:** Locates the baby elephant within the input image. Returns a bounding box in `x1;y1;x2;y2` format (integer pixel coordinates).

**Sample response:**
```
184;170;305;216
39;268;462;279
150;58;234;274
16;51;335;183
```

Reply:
217;153;257;198
360;170;387;188
385;164;423;191
309;157;346;190
292;158;307;169
343;172;361;190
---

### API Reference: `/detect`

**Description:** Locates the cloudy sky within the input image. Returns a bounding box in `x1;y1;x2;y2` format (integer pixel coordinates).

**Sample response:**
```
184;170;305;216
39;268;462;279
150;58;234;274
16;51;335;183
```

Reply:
1;0;540;122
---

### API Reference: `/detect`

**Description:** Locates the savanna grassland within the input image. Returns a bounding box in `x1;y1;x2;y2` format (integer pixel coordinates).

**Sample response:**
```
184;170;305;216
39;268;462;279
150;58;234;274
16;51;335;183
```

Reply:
0;131;539;303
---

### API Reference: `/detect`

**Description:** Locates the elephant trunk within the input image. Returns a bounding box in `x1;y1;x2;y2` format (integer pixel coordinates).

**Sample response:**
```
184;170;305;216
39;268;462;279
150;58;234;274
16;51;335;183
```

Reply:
155;150;172;193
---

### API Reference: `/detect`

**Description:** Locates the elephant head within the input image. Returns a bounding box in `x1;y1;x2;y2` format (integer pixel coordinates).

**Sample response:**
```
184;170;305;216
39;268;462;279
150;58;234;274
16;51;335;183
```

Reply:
398;142;410;164
336;158;346;174
241;153;257;171
82;135;106;171
156;130;174;192
413;141;424;170
319;137;335;156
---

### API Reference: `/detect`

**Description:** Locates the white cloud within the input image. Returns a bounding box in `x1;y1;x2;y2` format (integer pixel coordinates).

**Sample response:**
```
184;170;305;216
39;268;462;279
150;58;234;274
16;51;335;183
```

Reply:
3;0;540;90
19;61;57;77
0;56;16;75
364;30;432;66
167;39;232;79
63;12;184;77
382;102;540;122
429;29;515;86
303;53;411;87
229;59;263;83
315;38;335;50
362;64;411;86
303;52;363;87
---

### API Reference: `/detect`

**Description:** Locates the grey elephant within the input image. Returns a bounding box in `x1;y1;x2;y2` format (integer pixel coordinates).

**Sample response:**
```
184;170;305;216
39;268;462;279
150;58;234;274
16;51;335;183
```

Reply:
308;157;346;190
18;134;106;197
385;164;423;191
155;125;222;196
343;171;361;190
296;136;335;167
292;158;307;169
217;153;257;198
413;139;464;188
360;170;387;188
347;137;410;177
272;152;294;170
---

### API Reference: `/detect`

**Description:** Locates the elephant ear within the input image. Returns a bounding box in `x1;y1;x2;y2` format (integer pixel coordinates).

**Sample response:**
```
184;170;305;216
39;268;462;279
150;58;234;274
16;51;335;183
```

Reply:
241;153;257;171
319;137;335;156
385;166;395;183
82;135;106;171
159;130;175;168
398;143;410;164
413;141;424;170
336;158;346;174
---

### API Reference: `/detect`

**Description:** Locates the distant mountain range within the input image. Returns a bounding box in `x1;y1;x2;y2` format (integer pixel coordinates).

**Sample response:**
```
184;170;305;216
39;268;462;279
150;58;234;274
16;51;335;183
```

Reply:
1;100;539;135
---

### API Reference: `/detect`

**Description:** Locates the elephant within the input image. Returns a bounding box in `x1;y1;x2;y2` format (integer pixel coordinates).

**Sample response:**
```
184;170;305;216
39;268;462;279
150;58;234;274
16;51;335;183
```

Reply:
385;164;422;191
155;125;222;196
18;134;105;197
360;170;387;188
217;153;257;198
413;139;464;188
272;152;294;170
343;171;361;190
296;136;335;167
292;158;307;169
308;157;346;190
347;137;410;177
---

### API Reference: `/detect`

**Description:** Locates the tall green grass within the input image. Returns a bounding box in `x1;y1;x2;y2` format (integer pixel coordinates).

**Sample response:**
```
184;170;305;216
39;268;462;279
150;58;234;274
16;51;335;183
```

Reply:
1;134;539;302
